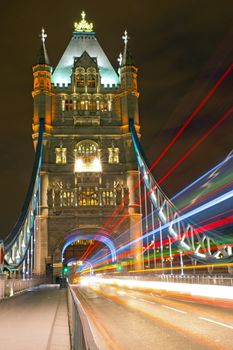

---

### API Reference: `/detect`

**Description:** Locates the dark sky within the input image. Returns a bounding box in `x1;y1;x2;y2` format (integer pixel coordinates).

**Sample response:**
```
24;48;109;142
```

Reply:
0;1;232;239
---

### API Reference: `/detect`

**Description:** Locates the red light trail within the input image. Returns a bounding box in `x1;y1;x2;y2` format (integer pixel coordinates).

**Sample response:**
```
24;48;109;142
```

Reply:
79;65;233;263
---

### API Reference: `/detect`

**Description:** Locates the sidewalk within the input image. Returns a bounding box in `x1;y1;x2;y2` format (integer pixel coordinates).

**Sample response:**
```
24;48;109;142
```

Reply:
0;285;71;350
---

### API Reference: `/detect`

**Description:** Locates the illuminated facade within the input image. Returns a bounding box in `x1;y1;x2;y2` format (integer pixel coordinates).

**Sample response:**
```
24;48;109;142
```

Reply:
32;12;142;275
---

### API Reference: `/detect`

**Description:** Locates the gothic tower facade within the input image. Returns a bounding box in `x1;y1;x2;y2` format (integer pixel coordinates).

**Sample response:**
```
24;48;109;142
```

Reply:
32;13;142;276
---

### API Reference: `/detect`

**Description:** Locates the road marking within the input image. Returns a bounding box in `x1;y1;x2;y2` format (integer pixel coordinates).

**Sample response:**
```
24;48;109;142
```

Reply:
162;305;187;314
139;298;156;305
199;317;233;330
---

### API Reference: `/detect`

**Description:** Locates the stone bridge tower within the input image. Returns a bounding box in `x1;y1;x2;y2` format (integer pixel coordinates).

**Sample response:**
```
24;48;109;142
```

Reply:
32;12;142;276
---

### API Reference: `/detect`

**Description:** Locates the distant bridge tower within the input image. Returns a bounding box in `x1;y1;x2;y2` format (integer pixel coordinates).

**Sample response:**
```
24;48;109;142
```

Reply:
32;13;142;276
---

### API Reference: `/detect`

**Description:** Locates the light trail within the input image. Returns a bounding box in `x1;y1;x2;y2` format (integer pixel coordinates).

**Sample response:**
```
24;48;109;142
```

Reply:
87;182;233;269
83;182;233;272
86;145;232;265
91;215;233;271
144;106;233;199
147;64;233;173
179;179;233;213
79;65;233;262
172;152;233;200
83;106;233;263
87;190;233;268
79;275;233;300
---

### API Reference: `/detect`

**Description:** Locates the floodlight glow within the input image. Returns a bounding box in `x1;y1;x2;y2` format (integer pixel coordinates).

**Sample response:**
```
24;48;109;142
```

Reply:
74;157;102;173
92;157;102;172
74;158;84;172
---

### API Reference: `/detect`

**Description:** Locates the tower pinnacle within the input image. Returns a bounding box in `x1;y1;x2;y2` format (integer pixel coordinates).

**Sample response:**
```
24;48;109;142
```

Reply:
40;27;47;43
35;27;50;65
74;11;94;33
121;30;135;66
117;52;123;66
122;30;129;46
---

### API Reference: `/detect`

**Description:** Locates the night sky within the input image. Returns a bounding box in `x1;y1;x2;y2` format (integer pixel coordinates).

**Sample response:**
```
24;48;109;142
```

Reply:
0;1;232;239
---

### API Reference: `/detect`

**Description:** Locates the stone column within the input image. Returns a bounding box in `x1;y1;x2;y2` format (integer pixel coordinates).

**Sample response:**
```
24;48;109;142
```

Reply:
34;171;48;275
127;170;143;270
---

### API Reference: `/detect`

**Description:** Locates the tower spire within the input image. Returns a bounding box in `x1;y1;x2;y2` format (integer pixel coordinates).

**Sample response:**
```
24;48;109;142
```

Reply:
122;30;129;46
40;27;47;43
35;27;50;66
121;30;135;66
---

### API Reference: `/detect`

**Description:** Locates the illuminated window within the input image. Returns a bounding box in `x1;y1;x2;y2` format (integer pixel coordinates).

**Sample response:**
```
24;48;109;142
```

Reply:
61;191;74;206
65;100;73;111
61;99;65;112
55;147;67;164
87;75;96;87
74;140;101;172
77;100;85;111
107;99;112;111
102;191;114;206
76;74;84;87
88;100;97;111
108;147;119;164
100;100;108;112
78;187;98;206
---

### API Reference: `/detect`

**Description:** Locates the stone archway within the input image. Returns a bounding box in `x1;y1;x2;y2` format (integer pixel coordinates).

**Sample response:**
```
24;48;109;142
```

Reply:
62;231;116;263
51;228;117;279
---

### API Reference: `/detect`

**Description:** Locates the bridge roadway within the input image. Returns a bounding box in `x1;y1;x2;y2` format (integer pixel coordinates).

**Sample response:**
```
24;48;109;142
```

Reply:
72;283;233;350
0;285;70;350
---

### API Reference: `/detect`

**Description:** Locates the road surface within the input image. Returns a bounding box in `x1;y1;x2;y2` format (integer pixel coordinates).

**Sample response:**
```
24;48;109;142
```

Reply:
72;283;233;350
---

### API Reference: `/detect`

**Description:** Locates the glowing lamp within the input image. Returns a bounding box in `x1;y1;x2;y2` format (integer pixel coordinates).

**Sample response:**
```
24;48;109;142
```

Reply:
74;157;102;172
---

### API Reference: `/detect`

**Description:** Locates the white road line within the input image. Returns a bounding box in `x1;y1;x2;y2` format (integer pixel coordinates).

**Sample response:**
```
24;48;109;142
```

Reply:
199;317;233;330
162;305;187;314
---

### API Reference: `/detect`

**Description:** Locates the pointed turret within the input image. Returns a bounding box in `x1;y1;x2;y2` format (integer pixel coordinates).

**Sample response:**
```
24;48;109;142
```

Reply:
32;28;53;133
121;30;135;67
34;28;50;65
52;12;119;87
35;41;50;66
119;30;139;126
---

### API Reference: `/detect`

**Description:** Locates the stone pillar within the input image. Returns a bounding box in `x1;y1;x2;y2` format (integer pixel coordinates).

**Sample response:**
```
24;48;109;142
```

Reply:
34;172;48;275
127;170;143;270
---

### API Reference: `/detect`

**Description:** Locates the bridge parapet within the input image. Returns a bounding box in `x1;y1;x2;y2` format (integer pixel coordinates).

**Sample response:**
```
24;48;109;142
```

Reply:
0;277;46;299
68;284;98;350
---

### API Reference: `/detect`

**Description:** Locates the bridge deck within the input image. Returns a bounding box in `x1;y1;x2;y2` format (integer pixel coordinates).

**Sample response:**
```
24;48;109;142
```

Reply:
0;285;71;350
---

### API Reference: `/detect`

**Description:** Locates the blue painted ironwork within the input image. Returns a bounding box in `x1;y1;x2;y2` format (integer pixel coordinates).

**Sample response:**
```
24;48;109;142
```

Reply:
129;118;233;264
3;119;44;270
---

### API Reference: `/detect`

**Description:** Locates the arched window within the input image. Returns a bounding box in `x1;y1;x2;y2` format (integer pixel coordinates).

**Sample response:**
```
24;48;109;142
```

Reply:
100;100;108;112
108;146;119;164
74;140;101;172
76;74;84;87
65;100;73;111
87;75;96;87
55;147;67;164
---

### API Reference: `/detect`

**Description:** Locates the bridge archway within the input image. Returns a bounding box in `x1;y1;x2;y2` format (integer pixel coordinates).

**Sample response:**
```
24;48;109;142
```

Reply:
62;230;117;263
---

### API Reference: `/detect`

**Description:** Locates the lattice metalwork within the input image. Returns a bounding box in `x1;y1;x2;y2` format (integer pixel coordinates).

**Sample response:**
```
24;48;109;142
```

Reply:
3;119;44;273
130;119;233;264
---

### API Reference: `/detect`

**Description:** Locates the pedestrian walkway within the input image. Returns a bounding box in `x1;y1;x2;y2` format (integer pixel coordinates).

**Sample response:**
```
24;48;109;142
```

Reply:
0;285;71;350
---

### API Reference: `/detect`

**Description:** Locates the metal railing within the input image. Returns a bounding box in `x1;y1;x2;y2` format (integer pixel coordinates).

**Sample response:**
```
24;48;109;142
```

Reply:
0;277;46;299
156;274;233;286
118;273;233;286
68;284;98;350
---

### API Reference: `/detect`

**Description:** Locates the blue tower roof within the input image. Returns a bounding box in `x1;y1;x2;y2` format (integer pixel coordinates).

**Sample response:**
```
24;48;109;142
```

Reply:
52;12;119;87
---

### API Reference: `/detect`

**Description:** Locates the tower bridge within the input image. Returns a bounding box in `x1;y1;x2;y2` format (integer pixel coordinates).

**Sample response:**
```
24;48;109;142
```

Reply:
1;12;231;278
0;12;233;350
